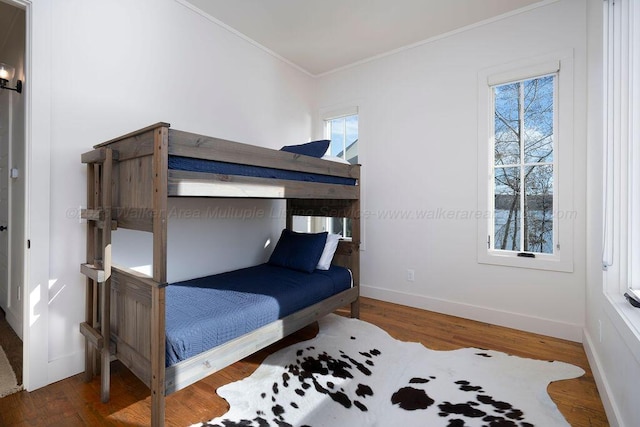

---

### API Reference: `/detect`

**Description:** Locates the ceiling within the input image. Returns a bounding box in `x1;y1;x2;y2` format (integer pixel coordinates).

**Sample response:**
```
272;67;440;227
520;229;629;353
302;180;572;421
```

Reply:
183;0;546;76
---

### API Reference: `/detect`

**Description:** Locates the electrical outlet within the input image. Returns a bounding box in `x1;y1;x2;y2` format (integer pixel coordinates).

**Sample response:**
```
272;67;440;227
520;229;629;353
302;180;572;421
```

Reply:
407;269;415;282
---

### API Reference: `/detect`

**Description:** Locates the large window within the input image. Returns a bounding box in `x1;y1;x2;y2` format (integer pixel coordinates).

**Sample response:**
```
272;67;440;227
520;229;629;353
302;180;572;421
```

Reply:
492;75;556;255
477;54;574;272
603;0;640;300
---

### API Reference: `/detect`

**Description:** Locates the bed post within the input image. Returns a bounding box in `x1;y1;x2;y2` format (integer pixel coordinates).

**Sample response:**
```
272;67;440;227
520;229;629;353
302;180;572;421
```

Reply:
83;162;97;382
151;125;169;427
79;148;115;402
350;198;361;319
100;149;114;402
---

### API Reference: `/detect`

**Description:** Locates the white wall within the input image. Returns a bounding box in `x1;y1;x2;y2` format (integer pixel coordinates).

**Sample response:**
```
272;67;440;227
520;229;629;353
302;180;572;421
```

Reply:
314;0;587;341
41;0;314;385
0;6;25;340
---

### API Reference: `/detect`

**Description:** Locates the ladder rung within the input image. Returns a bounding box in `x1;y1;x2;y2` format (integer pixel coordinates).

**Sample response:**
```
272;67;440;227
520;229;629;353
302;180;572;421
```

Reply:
96;220;118;231
80;322;104;350
81;263;107;283
82;209;117;230
82;209;103;221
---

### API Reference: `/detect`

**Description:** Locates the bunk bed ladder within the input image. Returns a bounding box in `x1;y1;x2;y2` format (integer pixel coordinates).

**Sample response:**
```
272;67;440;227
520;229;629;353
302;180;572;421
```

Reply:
79;147;117;403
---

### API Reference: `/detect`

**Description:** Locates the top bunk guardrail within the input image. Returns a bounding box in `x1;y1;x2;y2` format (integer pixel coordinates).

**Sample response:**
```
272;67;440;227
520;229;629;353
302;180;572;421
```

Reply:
82;122;360;201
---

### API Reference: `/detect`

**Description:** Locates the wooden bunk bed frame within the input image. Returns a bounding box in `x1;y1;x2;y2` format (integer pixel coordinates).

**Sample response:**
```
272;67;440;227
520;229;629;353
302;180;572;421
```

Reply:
79;122;361;426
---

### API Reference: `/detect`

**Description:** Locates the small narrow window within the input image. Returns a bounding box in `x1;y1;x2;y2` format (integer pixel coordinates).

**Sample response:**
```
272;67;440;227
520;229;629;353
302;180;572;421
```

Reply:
477;54;573;272
326;114;359;164
303;110;358;238
492;74;556;255
324;114;358;238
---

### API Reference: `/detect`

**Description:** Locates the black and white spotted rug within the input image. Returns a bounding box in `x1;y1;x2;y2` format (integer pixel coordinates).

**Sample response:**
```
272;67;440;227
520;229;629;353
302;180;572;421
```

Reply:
194;314;583;427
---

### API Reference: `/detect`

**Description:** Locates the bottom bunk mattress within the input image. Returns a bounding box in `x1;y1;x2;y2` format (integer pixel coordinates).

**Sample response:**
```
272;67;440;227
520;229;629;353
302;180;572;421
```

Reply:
165;263;352;367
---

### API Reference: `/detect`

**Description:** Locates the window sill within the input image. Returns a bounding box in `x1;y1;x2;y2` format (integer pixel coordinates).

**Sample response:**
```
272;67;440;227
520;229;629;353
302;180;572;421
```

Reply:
478;250;573;272
603;292;640;366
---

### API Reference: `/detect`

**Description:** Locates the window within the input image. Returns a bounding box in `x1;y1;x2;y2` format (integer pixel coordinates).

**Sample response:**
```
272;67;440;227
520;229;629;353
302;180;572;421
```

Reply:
300;108;359;238
492;75;556;255
477;54;574;272
324;114;358;237
326;114;358;164
627;1;640;299
603;0;640;299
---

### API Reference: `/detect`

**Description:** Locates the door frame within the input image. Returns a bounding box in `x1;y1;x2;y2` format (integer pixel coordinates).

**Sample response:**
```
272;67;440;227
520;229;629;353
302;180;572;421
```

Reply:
5;0;52;391
0;3;26;339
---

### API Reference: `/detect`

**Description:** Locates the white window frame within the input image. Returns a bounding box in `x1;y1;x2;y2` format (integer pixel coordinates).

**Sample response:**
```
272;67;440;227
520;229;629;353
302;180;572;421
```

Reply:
628;0;640;297
477;51;575;272
324;111;358;162
600;0;640;363
603;0;640;299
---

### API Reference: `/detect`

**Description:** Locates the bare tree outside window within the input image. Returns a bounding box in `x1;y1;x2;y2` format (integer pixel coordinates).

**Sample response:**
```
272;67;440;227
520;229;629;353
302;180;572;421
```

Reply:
493;75;555;254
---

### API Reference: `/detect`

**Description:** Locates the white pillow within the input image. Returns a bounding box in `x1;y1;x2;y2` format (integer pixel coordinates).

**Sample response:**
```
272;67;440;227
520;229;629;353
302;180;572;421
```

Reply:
316;234;341;270
321;155;350;164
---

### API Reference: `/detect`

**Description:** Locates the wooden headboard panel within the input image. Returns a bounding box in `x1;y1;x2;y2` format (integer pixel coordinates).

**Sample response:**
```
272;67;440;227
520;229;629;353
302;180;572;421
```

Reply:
286;198;360;288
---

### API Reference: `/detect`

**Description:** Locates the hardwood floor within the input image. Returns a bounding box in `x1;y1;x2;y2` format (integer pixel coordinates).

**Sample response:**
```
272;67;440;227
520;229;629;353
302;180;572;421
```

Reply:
0;308;22;386
0;297;608;426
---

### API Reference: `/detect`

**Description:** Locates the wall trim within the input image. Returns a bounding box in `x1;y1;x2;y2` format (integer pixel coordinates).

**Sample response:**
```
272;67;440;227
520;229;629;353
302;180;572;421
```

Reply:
22;0;53;392
175;0;560;78
583;329;619;426
361;284;583;342
173;0;313;78
316;0;562;77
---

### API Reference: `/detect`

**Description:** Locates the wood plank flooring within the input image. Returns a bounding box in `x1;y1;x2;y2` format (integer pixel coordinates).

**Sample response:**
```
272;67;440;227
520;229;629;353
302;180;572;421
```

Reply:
0;308;22;386
0;297;608;426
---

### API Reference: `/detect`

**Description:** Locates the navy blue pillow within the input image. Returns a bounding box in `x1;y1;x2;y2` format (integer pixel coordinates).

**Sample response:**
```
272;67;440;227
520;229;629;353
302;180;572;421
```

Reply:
268;229;328;273
280;140;330;158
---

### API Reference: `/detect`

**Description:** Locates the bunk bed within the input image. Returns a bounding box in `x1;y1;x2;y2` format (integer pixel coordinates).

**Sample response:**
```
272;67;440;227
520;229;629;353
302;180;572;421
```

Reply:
79;122;361;427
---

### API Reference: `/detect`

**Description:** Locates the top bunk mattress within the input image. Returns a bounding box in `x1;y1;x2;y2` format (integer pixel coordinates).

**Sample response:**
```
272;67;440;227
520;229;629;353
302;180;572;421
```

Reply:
169;155;357;186
165;263;352;367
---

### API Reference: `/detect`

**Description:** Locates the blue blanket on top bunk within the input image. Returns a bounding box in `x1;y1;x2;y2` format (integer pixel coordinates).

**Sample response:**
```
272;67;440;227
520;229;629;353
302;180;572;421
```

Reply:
165;263;352;367
168;155;357;186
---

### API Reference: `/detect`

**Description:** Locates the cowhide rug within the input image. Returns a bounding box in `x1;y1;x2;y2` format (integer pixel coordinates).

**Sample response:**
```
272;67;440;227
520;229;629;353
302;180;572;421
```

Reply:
194;314;584;427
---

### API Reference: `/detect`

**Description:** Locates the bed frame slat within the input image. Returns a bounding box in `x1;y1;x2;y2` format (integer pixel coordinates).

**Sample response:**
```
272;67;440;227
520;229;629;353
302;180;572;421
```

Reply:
164;287;358;394
168;169;358;199
168;129;359;179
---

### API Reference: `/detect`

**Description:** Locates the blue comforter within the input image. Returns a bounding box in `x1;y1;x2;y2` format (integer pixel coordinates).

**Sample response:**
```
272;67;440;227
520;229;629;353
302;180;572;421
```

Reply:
165;263;352;366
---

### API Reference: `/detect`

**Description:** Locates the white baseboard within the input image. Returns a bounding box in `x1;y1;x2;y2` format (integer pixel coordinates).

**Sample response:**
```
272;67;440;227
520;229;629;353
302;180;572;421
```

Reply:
361;284;583;342
47;351;84;385
583;329;619;426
